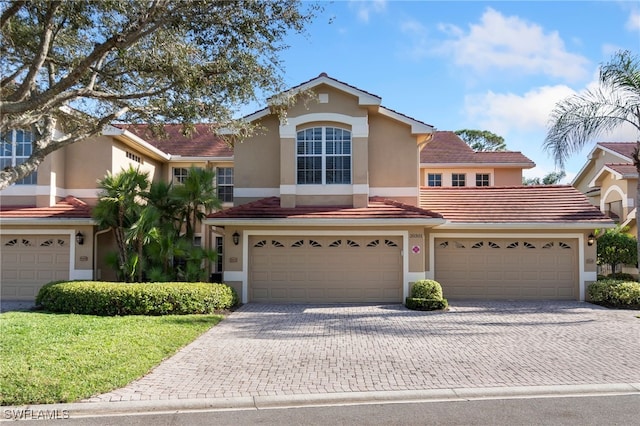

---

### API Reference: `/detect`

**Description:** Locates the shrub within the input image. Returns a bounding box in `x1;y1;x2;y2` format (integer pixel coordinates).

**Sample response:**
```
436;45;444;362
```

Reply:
588;279;640;309
410;279;444;299
405;297;448;311
406;279;448;311
606;272;636;281
36;281;239;316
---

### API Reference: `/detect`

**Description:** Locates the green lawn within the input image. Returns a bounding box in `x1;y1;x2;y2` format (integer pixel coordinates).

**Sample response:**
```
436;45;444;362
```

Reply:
0;311;222;406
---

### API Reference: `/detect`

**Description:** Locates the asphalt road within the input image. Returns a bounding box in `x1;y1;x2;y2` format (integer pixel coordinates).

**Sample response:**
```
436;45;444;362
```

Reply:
6;394;639;425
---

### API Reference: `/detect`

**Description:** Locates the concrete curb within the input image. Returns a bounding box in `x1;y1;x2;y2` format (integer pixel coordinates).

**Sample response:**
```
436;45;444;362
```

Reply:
2;383;639;420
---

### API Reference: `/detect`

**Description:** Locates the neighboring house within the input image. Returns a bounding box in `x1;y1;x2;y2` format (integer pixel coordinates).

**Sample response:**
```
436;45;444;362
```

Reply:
573;142;638;236
420;131;535;187
1;73;614;302
572;142;638;275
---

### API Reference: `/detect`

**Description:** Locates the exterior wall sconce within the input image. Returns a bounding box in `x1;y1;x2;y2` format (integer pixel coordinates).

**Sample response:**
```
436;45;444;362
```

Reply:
587;233;596;246
232;231;240;245
76;232;85;245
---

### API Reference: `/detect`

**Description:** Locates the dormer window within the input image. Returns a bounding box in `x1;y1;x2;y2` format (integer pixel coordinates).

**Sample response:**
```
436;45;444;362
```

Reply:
297;127;351;185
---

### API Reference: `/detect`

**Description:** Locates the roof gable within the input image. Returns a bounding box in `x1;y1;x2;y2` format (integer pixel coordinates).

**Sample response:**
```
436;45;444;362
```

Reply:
116;124;233;158
421;131;535;167
243;73;434;135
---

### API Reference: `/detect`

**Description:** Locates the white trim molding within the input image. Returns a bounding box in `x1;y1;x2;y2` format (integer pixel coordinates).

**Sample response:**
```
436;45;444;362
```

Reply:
234;187;280;198
280;113;369;138
369;187;418;198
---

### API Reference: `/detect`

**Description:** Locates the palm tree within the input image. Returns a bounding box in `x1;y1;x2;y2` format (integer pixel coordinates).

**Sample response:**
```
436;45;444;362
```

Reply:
543;49;640;265
172;167;221;243
93;166;149;281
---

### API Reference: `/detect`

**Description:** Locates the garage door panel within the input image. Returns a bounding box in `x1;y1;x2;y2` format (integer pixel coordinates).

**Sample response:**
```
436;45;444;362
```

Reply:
249;235;402;303
1;234;70;300
435;238;577;300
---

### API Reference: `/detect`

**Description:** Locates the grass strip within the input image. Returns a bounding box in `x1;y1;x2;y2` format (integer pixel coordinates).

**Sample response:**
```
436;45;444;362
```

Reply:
0;312;222;405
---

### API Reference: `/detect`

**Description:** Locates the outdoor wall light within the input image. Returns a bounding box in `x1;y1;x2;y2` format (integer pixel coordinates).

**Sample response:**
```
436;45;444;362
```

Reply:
232;231;240;246
76;231;85;245
587;233;596;246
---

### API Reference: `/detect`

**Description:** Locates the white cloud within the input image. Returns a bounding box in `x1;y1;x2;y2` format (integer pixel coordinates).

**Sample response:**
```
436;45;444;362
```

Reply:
626;9;640;32
438;8;590;82
399;19;429;60
463;85;576;135
349;0;387;23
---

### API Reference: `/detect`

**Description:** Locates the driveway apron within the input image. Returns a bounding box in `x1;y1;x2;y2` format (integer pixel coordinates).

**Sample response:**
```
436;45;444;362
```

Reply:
88;301;640;402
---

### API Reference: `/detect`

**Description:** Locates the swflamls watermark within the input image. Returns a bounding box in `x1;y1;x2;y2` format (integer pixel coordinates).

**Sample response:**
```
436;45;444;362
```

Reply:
3;408;70;420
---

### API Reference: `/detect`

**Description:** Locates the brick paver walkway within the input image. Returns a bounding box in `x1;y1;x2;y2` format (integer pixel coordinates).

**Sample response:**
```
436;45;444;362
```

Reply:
88;301;640;402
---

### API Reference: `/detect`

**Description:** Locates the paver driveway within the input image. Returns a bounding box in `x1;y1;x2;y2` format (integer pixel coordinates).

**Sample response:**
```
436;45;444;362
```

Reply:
89;301;640;402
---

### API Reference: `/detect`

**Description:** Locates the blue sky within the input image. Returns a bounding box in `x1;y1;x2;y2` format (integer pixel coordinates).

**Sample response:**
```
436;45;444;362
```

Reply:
263;1;640;182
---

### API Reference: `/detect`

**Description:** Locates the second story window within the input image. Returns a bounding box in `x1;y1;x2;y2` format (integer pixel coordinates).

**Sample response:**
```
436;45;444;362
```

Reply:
172;167;189;185
476;173;490;187
427;173;442;187
452;173;466;187
297;127;351;185
216;167;233;203
1;129;37;185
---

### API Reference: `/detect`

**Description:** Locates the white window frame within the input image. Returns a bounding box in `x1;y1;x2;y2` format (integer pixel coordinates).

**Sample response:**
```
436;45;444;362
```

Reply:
296;127;352;185
452;173;466;187
427;173;442;187
1;129;37;185
216;167;234;203
172;167;189;185
476;173;490;187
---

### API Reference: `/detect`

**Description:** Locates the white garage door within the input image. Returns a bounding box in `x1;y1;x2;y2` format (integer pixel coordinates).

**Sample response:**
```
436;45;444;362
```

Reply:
1;235;70;300
249;236;402;303
435;238;577;300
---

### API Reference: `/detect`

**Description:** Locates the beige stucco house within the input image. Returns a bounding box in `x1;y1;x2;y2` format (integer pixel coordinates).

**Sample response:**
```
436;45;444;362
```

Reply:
572;142;638;235
1;73;614;303
572;142;638;274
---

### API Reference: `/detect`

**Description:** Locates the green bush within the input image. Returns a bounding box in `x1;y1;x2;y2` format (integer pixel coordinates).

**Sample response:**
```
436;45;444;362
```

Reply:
588;279;640;309
410;279;444;299
406;279;448;311
36;281;239;316
405;297;448;311
606;272;637;281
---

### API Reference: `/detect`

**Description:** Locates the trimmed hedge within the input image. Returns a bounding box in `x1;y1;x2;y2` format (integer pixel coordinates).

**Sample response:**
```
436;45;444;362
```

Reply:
405;297;448;311
406;279;448;311
409;279;444;299
588;279;640;309
35;281;239;316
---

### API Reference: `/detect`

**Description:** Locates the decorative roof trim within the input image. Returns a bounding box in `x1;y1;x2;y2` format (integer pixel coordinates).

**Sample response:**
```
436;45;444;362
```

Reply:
203;217;445;227
0;218;96;226
420;162;535;168
103;125;171;160
433;222;616;230
377;107;434;135
572;142;635;186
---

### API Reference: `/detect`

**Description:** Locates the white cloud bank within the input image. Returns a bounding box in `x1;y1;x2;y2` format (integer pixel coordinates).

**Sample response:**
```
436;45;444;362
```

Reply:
438;8;590;82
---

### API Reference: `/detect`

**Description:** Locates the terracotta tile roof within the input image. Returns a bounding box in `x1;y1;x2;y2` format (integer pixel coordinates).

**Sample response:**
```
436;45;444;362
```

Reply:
420;186;613;224
207;197;443;220
0;196;92;219
605;163;638;177
599;142;638;159
119;124;234;157
421;131;535;167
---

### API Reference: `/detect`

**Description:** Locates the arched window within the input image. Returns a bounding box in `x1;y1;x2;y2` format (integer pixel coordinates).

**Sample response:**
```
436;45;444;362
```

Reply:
296;127;351;184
